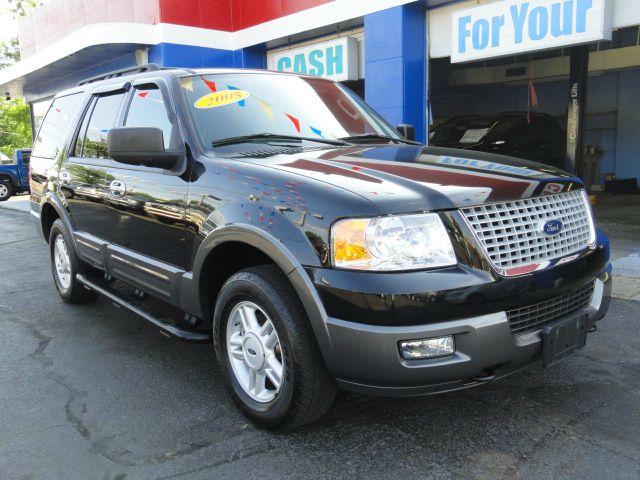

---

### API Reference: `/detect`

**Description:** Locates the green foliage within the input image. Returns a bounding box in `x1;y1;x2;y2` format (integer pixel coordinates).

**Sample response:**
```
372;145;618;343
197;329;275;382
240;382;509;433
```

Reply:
0;98;32;158
0;0;42;68
6;0;41;18
0;37;21;69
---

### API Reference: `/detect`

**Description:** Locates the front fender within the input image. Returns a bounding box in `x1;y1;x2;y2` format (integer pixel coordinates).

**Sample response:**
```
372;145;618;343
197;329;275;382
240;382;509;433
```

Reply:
190;224;333;364
0;169;19;187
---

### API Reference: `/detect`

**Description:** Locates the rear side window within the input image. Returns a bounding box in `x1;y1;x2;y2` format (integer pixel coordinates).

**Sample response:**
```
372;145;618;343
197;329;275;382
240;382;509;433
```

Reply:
33;93;84;159
80;92;126;159
125;86;174;149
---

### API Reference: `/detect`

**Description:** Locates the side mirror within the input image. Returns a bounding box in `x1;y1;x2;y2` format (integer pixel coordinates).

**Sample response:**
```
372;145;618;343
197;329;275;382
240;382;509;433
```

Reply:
396;124;415;141
107;127;181;170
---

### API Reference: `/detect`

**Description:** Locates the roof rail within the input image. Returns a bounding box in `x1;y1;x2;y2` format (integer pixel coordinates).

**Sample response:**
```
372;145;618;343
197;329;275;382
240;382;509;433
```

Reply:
78;63;161;86
161;66;197;74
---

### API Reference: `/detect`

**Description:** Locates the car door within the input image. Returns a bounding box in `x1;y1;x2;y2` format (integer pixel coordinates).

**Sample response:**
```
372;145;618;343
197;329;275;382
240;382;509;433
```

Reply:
61;89;127;242
105;81;189;270
17;150;30;186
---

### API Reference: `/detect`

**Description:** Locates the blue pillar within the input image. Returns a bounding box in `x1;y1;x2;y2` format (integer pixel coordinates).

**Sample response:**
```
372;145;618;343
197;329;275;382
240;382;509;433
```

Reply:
364;3;427;143
233;44;267;69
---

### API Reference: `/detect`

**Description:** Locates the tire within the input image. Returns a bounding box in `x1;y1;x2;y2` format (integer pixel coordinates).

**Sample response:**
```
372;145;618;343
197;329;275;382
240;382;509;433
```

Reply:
49;219;99;304
213;265;336;431
0;181;13;201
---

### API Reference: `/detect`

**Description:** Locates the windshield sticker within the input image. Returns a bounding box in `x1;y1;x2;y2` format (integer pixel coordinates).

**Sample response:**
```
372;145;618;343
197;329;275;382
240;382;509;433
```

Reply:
459;128;489;144
194;90;251;109
180;77;193;91
255;97;274;120
201;76;217;92
285;113;301;133
226;85;246;107
309;126;324;138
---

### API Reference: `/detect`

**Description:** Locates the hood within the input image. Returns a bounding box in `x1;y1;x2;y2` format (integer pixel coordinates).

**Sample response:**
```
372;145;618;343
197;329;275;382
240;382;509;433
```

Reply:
228;144;582;214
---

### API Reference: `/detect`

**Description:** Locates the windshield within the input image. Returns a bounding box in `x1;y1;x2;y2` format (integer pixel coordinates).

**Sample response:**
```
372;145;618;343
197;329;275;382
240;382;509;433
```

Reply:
181;73;402;146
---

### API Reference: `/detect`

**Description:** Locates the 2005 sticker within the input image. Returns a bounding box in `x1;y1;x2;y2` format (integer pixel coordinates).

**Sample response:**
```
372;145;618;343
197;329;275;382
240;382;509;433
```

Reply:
195;90;250;109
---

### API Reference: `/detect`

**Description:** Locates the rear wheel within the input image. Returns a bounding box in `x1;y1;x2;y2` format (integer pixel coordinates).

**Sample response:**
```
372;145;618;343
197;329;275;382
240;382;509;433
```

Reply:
213;265;336;431
0;181;13;201
49;219;98;304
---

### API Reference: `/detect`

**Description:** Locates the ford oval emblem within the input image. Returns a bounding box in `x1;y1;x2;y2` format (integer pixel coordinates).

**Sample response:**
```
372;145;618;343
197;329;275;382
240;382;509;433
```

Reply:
541;219;563;236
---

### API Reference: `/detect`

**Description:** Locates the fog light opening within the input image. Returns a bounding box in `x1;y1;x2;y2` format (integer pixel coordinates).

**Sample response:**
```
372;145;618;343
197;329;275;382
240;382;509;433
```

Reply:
399;336;455;360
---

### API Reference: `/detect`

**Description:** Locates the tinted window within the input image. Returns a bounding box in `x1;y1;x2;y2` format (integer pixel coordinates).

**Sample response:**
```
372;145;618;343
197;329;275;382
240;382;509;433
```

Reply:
125;86;174;149
181;74;400;145
33;93;84;159
485;117;523;142
73;97;96;157
81;93;125;159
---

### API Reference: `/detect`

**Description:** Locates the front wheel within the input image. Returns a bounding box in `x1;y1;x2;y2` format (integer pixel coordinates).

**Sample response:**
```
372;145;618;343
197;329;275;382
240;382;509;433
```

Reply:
213;265;336;431
0;181;13;201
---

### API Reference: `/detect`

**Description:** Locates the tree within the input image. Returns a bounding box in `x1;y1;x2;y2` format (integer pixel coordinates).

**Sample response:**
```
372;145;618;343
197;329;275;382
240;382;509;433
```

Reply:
0;0;42;68
6;0;40;18
0;37;20;69
0;98;32;158
0;0;41;154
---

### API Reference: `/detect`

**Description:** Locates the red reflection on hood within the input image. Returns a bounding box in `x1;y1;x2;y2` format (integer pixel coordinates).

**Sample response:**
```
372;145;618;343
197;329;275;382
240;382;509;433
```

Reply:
279;159;382;183
343;160;535;202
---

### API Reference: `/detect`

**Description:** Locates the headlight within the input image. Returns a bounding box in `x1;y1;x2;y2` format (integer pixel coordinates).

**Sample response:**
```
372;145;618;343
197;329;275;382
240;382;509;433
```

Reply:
331;213;456;271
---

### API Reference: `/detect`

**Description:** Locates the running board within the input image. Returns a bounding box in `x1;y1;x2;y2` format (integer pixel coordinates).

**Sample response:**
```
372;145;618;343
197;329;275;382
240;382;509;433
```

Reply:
76;273;211;343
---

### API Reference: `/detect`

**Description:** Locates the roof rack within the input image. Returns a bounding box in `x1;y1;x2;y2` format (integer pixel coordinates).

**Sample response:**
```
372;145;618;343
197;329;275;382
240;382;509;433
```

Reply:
78;64;161;86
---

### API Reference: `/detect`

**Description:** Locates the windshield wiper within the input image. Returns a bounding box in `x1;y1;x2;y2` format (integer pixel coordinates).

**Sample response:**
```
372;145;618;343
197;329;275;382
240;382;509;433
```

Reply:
339;133;421;145
212;133;349;147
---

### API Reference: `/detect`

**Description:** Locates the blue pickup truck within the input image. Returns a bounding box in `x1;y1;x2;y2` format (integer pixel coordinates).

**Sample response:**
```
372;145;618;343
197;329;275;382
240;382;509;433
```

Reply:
0;149;31;201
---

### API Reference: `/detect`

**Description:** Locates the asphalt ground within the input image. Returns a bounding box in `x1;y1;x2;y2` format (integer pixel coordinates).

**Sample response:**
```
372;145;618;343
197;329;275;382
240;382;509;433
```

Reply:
0;199;639;480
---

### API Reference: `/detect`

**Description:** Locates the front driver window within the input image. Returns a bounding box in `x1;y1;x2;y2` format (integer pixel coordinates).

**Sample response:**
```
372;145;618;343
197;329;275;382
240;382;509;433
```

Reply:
124;86;174;149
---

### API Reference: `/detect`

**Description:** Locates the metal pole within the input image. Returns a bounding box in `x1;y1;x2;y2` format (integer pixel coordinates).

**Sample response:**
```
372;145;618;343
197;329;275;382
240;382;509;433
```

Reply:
565;45;589;178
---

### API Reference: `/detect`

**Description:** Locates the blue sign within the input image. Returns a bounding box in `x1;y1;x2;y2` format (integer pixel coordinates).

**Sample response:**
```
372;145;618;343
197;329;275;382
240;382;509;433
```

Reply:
268;37;359;82
452;0;612;63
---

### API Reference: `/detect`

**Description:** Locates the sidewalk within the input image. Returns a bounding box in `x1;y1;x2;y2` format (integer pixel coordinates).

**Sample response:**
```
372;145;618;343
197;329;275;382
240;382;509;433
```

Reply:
0;194;30;213
594;193;640;301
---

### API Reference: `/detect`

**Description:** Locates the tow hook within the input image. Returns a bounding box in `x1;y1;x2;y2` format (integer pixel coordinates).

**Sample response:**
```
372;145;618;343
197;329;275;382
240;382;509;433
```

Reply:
472;368;497;383
588;324;598;333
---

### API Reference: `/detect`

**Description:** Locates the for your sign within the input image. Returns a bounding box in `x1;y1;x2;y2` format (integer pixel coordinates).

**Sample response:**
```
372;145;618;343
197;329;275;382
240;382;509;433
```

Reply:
452;0;612;63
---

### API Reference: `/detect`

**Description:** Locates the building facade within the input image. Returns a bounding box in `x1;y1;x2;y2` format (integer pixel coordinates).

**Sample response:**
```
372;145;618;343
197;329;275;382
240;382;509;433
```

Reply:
1;0;639;186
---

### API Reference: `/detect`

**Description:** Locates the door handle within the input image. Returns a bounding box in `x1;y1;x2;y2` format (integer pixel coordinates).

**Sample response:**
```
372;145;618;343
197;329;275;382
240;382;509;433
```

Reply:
60;171;71;185
109;179;126;197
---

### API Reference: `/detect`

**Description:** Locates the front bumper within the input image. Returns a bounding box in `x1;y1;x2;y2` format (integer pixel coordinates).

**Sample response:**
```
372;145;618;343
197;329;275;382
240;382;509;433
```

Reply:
309;255;612;397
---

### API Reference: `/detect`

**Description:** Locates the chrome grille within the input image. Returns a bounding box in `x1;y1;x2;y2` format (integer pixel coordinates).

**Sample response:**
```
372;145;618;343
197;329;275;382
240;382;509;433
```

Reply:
461;191;594;273
507;282;595;334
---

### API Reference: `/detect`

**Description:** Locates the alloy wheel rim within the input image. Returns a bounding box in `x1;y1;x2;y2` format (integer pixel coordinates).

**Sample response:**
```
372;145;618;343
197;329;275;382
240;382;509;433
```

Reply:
54;235;72;290
0;184;7;197
226;301;284;403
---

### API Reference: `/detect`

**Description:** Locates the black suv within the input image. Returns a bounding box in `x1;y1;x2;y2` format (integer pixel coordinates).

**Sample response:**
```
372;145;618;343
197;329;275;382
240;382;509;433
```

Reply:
430;112;566;167
30;65;611;430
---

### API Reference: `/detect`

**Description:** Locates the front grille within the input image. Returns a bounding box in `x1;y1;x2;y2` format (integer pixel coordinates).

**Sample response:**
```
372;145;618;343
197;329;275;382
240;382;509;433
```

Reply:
507;282;595;334
461;191;594;274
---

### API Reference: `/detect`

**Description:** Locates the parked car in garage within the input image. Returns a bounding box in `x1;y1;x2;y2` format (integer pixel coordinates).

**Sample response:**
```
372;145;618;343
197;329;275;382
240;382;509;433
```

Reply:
30;66;610;430
429;112;566;167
